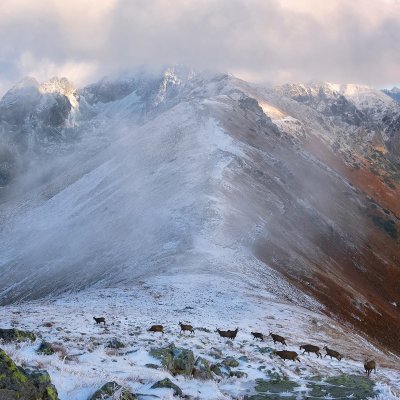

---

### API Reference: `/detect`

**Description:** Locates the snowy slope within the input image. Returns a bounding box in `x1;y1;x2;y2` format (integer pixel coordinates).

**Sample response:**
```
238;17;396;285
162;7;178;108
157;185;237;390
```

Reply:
383;87;400;103
0;69;399;398
0;276;399;399
0;70;295;303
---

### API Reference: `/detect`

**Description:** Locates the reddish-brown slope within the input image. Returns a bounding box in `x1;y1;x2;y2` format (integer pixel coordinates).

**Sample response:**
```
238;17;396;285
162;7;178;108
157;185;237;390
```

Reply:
305;135;400;216
211;96;400;355
274;134;400;355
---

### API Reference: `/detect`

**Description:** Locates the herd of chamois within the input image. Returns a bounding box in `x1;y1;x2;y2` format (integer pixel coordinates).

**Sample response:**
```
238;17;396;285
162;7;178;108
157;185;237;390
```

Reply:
93;316;377;377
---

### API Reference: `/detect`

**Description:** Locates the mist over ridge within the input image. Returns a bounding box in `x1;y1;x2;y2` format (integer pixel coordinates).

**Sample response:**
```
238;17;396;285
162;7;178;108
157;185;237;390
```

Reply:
0;67;399;357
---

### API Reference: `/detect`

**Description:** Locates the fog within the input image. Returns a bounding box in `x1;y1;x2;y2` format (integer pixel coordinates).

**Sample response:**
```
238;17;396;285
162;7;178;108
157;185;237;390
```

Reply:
0;74;244;302
1;0;400;95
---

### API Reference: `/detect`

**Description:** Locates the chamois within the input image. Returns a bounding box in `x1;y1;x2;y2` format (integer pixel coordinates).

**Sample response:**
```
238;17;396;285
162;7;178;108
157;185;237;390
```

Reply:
364;360;376;377
216;328;239;340
273;350;300;362
323;346;342;361
251;332;264;341
269;332;287;346
93;317;106;325
300;344;322;358
179;322;194;334
148;325;164;334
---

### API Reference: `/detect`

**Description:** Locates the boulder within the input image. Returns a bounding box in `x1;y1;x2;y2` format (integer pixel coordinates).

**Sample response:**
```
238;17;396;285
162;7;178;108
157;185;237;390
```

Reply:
229;370;248;378
210;363;223;377
144;363;160;369
307;375;376;399
254;376;299;395
89;381;137;400
37;341;55;356
106;339;125;349
192;357;213;380
0;347;59;400
222;356;239;368
151;378;182;396
246;374;376;400
150;343;195;376
0;328;36;343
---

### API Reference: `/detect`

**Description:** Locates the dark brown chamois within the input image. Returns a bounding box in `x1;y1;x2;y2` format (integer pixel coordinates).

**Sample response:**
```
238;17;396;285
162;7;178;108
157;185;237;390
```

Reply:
179;322;194;334
273;350;300;362
269;332;287;346
216;328;239;340
323;346;342;361
93;317;106;325
251;332;264;341
148;325;164;334
364;360;376;377
300;344;322;358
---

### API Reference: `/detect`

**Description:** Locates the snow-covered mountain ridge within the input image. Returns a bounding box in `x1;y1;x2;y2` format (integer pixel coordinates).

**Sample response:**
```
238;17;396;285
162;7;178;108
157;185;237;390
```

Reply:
0;67;399;371
384;87;400;103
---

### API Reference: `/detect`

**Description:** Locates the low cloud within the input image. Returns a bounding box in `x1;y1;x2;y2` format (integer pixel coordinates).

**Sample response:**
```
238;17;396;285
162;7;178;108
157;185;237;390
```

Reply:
0;0;399;93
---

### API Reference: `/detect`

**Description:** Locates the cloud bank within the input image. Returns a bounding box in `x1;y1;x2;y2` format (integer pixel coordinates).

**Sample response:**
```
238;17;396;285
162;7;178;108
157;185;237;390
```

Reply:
0;0;399;93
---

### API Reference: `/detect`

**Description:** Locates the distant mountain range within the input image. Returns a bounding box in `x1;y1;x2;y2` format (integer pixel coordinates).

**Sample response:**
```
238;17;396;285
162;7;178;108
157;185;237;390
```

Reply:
383;86;400;103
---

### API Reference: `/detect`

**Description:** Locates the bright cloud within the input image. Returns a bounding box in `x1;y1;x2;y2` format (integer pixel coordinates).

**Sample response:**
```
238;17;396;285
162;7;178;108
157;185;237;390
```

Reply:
0;0;399;93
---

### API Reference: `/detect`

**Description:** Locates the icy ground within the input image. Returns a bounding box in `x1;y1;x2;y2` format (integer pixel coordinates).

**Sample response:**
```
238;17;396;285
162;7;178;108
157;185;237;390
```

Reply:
0;274;399;399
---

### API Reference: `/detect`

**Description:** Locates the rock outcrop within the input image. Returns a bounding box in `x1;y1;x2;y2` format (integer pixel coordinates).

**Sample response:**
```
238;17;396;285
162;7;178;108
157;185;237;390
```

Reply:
0;348;59;400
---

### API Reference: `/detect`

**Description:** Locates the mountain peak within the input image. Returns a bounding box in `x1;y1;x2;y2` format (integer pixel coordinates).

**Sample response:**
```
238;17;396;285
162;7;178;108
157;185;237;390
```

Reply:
2;76;40;99
39;76;74;94
383;86;400;103
39;77;78;108
14;76;40;90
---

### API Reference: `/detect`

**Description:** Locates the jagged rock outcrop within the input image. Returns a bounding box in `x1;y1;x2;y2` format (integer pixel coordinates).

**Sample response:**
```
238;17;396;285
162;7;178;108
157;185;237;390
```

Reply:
0;348;59;400
150;343;195;376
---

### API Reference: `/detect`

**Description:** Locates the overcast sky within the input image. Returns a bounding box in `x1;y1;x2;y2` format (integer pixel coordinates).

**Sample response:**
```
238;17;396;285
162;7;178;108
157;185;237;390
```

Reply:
0;0;399;94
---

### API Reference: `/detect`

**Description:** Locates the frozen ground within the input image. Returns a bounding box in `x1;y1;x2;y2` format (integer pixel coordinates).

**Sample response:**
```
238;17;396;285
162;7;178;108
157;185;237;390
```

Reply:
0;273;398;399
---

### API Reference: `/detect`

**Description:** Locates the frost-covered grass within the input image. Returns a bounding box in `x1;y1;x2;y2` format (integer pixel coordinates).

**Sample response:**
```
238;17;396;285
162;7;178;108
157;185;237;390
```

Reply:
0;274;398;399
